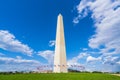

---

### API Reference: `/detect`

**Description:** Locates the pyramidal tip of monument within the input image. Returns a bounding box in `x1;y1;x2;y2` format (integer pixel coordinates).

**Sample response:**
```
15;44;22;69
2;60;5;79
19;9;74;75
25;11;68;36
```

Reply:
58;13;62;16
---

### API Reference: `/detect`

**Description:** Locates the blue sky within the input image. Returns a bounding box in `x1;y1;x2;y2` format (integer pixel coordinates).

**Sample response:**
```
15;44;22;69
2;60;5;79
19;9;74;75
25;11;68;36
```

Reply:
0;0;120;72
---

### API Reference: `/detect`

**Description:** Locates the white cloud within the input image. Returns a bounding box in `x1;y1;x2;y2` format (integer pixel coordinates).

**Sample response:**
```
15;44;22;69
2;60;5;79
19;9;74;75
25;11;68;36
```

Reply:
16;56;22;59
38;50;54;64
69;51;120;72
0;30;33;56
73;15;81;24
83;48;88;51
68;52;90;71
49;40;55;47
73;0;120;72
102;56;120;65
75;0;120;55
0;56;40;64
87;56;101;63
116;61;120;64
0;56;41;72
0;53;5;56
68;52;89;65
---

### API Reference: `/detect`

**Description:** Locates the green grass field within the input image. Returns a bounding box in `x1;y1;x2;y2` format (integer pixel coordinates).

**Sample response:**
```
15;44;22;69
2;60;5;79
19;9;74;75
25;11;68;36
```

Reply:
0;73;120;80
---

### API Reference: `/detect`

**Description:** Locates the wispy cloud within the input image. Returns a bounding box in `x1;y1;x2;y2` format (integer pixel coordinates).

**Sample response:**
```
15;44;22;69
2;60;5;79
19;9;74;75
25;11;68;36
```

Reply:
0;56;40;64
0;30;56;71
0;53;5;56
49;40;55;47
68;52;89;65
0;56;41;72
73;0;120;72
0;30;33;56
86;56;101;63
102;56;120;65
38;50;54;64
74;0;120;54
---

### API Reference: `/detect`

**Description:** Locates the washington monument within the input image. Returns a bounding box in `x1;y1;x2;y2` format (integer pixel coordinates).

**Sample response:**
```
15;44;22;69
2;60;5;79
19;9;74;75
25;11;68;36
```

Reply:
53;14;68;73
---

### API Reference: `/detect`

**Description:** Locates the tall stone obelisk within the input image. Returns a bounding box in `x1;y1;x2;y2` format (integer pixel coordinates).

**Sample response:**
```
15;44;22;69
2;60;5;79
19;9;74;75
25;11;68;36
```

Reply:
53;14;68;73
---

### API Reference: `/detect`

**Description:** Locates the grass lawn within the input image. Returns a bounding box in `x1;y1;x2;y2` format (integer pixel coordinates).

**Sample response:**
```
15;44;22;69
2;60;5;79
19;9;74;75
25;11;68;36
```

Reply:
0;73;120;80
